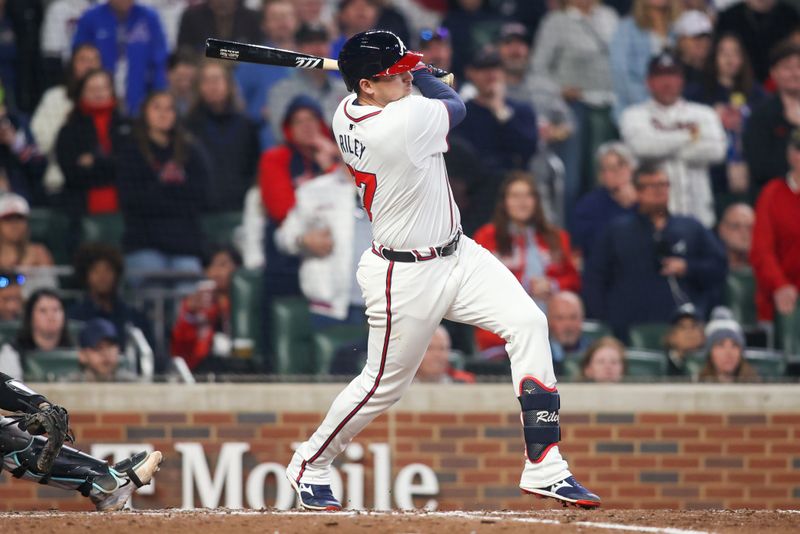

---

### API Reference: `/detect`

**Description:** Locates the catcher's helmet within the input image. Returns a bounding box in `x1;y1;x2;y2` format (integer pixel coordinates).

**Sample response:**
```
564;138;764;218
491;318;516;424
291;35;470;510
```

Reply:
338;30;423;92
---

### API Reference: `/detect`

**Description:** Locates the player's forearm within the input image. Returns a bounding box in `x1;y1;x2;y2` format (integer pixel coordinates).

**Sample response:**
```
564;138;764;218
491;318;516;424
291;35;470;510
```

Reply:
412;69;466;127
0;373;49;413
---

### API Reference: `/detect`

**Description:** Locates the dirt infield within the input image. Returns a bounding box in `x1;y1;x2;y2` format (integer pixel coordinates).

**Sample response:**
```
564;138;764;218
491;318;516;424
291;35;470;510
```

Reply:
1;508;798;534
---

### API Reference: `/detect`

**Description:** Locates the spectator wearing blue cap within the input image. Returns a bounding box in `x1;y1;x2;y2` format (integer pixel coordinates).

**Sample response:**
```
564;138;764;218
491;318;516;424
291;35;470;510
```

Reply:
66;318;138;382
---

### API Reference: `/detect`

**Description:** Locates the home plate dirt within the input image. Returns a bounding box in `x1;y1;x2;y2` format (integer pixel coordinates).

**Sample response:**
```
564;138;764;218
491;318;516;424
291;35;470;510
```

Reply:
1;509;797;534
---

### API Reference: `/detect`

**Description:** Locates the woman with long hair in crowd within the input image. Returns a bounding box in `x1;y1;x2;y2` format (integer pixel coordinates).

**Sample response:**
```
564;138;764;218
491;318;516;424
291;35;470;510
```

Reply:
56;69;128;232
31;43;102;194
473;171;580;354
116;91;209;286
685;33;764;199
699;307;759;383
0;288;73;379
185;59;259;212
610;0;683;121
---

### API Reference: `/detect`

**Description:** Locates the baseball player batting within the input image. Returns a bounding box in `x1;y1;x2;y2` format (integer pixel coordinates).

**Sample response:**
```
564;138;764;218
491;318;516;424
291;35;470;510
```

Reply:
286;30;600;511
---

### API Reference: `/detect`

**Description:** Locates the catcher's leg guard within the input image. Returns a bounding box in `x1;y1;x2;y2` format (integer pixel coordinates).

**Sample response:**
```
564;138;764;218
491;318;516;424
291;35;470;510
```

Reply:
1;416;119;495
518;376;560;462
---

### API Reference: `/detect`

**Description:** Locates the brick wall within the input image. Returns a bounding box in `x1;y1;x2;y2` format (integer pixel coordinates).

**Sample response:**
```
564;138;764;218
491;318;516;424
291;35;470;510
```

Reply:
1;410;798;511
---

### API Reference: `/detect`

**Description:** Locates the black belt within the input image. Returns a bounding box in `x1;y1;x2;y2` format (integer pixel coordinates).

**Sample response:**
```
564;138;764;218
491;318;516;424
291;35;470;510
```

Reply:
374;232;461;263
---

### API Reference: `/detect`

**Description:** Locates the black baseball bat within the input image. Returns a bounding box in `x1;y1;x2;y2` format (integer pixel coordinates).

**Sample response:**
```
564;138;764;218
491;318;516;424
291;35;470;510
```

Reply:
205;38;339;71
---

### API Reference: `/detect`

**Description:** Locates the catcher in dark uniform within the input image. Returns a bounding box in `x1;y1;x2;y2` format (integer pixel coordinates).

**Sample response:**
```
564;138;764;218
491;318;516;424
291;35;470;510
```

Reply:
0;372;162;510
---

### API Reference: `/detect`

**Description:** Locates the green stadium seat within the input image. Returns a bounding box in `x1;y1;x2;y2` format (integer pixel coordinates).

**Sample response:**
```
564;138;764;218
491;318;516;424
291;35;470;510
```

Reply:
24;349;81;381
230;268;265;366
80;213;125;247
628;322;669;351
200;211;242;245
28;208;71;264
0;320;20;344
271;296;314;375
67;320;84;345
464;358;511;376
561;358;583;381
625;349;667;378
725;269;757;326
775;307;800;357
312;324;368;374
684;351;706;377
581;320;611;343
744;349;787;379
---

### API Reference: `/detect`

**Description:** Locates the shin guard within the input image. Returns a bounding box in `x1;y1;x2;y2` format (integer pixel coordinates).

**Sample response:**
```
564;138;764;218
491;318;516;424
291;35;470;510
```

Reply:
518;376;560;462
0;416;122;496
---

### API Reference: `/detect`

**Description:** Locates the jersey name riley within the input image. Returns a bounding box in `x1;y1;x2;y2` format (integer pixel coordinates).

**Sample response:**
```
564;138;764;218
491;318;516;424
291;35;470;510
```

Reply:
338;134;367;159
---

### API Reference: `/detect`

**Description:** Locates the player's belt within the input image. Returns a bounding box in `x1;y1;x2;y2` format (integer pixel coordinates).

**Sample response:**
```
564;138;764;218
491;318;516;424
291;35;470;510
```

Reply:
373;231;461;263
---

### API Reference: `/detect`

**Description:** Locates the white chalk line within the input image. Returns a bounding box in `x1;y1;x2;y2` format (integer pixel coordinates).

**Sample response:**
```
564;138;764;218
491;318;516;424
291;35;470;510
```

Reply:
0;508;713;534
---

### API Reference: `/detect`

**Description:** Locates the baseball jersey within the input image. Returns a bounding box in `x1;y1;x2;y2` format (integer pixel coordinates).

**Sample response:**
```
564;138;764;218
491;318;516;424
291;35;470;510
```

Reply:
332;93;460;250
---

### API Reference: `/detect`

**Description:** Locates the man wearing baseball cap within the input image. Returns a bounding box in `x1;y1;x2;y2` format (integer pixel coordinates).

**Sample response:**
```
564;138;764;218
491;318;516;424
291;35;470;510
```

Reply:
620;52;727;228
672;10;712;86
66;318;138;382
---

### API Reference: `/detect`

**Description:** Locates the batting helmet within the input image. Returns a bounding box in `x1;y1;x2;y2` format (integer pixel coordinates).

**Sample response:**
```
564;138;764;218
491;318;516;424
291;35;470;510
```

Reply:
338;30;423;92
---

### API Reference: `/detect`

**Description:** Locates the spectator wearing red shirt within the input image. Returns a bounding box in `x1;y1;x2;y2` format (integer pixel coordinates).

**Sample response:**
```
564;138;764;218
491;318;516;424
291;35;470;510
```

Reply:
170;244;242;372
750;129;800;321
473;171;580;353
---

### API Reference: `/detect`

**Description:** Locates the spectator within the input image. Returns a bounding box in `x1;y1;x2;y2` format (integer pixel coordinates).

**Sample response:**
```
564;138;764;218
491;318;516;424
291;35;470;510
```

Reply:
473;172;580;353
177;0;260;54
496;22;575;225
750;130;800;321
0;194;56;296
0;1;44;113
686;34;764;201
672;10;712;87
330;0;381;61
581;336;626;383
295;0;334;35
0;77;47;203
699;306;759;382
715;0;799;83
548;291;591;375
532;0;618;212
140;0;190;52
115;91;208;286
414;325;476;384
68;242;155;366
583;162;727;341
451;49;538;229
186;60;259;212
418;27;453;73
0;288;73;380
267;24;349;145
718;203;755;272
167;52;198;118
571;142;638;263
73;0;169;114
41;0;92;81
234;0;297;149
55;69;128;231
441;0;505;81
32;43;102;195
620;52;727;228
610;0;682;121
664;302;705;376
258;95;339;322
743;42;800;202
275;165;371;329
66;318;138;382
0;269;23;322
170;244;243;372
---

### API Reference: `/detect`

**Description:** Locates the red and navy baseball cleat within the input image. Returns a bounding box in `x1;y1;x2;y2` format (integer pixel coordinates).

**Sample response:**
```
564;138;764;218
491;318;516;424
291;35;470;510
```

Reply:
288;476;342;511
522;475;601;509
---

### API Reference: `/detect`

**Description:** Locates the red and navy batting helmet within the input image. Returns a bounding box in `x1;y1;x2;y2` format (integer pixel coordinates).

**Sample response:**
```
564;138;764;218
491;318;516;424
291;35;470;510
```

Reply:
338;30;423;92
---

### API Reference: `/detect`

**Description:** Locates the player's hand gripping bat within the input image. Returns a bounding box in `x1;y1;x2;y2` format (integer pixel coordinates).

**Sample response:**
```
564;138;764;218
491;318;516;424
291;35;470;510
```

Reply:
205;38;455;87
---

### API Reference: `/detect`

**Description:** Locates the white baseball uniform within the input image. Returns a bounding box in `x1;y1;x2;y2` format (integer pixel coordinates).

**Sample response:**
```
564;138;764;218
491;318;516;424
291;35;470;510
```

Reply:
287;92;571;490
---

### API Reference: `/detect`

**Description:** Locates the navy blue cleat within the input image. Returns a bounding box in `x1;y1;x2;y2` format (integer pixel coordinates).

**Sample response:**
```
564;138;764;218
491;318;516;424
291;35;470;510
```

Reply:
288;475;342;511
522;475;601;509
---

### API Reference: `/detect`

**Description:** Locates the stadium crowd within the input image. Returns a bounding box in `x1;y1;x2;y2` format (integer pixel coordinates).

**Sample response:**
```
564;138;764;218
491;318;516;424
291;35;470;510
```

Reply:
0;0;796;384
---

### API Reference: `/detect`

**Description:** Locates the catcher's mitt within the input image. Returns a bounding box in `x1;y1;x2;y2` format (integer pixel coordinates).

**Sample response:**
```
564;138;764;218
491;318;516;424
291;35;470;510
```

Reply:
16;404;74;473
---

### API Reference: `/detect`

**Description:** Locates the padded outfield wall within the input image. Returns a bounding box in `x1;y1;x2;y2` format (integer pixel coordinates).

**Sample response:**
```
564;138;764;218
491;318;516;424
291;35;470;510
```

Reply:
0;383;798;511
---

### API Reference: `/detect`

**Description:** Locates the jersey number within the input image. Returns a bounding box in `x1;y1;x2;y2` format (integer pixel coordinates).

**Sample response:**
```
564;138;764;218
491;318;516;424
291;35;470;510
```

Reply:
347;164;376;222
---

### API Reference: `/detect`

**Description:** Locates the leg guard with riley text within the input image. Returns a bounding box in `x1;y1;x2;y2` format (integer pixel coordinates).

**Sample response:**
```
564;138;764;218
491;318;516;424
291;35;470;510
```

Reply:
518;376;560;462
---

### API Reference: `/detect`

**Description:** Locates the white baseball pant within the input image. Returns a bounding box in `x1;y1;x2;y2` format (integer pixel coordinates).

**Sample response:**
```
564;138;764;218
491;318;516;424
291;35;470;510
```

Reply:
287;236;571;489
